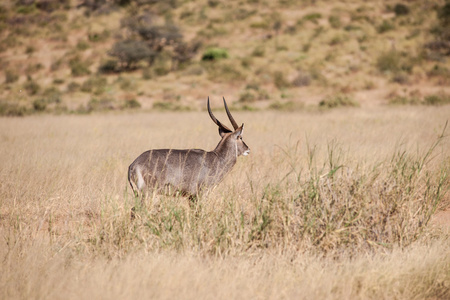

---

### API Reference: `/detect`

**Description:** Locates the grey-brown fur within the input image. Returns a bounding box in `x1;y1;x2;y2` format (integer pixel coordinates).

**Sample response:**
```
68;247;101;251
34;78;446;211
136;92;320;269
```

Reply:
128;97;250;198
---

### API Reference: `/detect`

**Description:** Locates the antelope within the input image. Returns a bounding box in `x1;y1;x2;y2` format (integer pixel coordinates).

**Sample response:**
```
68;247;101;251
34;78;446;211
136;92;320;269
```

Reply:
128;97;250;200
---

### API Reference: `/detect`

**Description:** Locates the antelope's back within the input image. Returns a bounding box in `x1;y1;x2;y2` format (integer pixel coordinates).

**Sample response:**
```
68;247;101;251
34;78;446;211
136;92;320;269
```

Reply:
128;148;216;194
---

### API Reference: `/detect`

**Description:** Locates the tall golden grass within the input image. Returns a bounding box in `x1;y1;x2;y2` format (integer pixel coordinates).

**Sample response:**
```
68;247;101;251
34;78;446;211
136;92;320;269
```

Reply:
1;106;449;299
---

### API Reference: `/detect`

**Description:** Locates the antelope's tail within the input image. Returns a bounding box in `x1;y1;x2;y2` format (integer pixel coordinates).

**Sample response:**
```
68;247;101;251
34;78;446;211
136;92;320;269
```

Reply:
128;164;138;197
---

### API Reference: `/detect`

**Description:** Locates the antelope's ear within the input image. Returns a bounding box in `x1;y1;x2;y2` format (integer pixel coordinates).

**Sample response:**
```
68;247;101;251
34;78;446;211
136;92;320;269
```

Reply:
233;123;244;138
219;127;229;137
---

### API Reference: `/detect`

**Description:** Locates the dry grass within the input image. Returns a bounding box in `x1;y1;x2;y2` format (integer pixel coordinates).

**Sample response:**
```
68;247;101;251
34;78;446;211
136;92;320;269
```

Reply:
1;106;450;299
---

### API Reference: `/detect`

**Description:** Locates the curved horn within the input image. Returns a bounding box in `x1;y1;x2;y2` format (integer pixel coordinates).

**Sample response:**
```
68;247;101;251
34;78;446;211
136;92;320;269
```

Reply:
207;97;232;132
223;97;239;130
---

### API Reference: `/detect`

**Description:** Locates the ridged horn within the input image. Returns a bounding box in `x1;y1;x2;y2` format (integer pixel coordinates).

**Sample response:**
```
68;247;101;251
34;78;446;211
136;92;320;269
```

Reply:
223;97;238;130
207;97;232;132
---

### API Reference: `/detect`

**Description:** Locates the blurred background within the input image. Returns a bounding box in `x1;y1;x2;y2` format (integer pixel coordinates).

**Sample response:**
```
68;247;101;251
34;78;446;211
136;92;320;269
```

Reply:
0;0;449;115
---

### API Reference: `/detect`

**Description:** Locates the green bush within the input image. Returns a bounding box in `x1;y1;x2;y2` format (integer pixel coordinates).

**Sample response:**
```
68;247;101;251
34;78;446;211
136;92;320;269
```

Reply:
88;30;110;43
377;20;395;34
81;76;107;95
152;101;191;111
319;94;359;108
4;69;19;83
424;93;450;105
303;12;322;23
251;45;265;57
76;40;90;51
98;59;118;74
42;87;62;104
122;98;142;109
328;15;341;28
122;98;141;109
269;100;303;111
201;48;229;61
273;71;290;89
67;82;81;93
69;56;91;76
239;91;256;103
376;51;401;73
0;101;27;116
388;95;421;105
394;3;410;16
32;99;47;112
23;79;40;95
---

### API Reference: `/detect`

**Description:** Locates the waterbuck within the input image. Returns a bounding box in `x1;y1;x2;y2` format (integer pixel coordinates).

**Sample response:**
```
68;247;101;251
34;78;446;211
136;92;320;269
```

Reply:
128;97;250;199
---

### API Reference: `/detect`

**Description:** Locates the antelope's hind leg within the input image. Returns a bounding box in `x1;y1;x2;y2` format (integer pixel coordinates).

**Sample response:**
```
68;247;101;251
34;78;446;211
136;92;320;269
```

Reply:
128;166;148;219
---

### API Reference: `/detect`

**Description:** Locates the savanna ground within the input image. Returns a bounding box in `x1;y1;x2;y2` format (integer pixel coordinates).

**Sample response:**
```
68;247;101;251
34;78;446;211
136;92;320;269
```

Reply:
1;106;449;299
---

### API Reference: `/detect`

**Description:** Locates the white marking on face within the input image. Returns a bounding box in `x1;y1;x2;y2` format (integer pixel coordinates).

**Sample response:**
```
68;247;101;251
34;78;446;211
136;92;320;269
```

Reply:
243;150;250;156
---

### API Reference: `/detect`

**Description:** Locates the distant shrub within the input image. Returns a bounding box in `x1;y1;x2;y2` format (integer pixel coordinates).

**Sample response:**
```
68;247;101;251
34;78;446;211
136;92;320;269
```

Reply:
328;15;341;28
201;48;229;61
181;64;204;77
388;95;421;105
4;69;19;83
394;3;410;16
67;82;80;93
88;29;110;43
69;56;91;76
425;1;450;57
377;20;395;34
240;83;270;101
0;101;27;116
303;12;322;23
32;98;47;112
113;12;198;73
108;40;155;70
319;94;359;108
81;76;107;95
273;71;290;89
42;87;62;104
269;100;303;111
376;51;401;73
205;61;244;83
428;64;450;78
25;45;35;54
424;93;450;105
291;71;311;87
53;78;64;85
98;59;118;74
16;5;36;14
87;97;115;112
25;63;44;75
239;91;256;103
137;24;183;48
172;41;202;68
391;72;409;85
387;91;450;106
76;40;90;51
250;21;270;29
116;76;135;91
122;98;141;109
251;45;265;57
23;78;40;95
152;101;191;111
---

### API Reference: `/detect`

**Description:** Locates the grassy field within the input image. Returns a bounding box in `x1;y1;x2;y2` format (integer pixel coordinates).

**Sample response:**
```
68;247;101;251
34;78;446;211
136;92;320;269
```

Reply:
1;0;450;114
1;106;449;299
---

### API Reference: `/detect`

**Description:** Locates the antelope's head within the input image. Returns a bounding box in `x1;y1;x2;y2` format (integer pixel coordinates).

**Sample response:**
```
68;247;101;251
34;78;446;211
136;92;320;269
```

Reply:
208;97;250;157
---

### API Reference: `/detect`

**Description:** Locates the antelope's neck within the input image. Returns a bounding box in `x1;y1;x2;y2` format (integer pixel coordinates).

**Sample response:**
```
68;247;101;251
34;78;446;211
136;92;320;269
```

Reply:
212;139;237;166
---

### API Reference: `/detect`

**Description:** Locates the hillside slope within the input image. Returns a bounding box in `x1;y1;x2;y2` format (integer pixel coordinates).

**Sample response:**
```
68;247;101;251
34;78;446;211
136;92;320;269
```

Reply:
1;0;449;114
